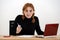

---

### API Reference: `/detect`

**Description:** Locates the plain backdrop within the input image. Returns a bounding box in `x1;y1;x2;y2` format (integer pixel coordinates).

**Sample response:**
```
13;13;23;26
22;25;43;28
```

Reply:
0;0;60;36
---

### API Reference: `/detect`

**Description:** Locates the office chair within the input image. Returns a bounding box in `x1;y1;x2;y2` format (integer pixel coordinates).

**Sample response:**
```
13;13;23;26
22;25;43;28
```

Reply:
9;20;15;35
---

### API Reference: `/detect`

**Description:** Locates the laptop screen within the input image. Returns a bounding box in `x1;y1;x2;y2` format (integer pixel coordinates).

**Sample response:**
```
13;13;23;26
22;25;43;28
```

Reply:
44;24;59;36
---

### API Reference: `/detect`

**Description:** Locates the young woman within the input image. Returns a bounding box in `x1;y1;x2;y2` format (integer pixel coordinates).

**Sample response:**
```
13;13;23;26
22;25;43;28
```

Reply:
13;3;44;35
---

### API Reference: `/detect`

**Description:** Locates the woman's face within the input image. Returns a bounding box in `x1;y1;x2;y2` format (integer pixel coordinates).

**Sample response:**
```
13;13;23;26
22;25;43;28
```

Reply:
24;7;34;18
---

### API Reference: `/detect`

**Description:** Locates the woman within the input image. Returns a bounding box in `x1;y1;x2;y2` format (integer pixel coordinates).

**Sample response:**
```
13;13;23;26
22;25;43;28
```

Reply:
13;3;44;35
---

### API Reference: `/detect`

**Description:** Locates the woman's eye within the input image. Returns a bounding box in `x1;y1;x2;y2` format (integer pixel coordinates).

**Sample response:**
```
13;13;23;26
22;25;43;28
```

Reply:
25;10;32;12
26;10;28;12
30;10;32;12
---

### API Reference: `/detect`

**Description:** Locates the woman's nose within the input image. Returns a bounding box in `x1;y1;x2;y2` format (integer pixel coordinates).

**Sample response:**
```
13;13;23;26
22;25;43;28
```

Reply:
27;11;31;14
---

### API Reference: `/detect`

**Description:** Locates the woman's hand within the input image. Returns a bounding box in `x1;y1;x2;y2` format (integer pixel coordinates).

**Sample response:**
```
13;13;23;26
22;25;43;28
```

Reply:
16;24;22;34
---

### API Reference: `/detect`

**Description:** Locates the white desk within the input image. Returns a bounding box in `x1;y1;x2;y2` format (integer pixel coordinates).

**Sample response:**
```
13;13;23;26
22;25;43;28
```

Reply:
0;35;60;40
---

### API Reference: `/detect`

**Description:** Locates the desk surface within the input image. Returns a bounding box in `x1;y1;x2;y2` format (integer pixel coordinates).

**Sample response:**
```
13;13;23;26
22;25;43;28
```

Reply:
0;35;60;40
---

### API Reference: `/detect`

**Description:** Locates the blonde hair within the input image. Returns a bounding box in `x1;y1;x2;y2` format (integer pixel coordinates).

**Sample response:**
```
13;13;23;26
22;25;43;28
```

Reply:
22;3;35;23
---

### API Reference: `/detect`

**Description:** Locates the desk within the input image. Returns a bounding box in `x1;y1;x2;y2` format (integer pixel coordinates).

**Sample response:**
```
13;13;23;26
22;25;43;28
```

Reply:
0;35;60;40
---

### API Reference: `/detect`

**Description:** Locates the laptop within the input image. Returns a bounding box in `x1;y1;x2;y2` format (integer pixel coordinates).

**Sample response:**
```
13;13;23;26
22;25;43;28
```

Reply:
36;23;59;38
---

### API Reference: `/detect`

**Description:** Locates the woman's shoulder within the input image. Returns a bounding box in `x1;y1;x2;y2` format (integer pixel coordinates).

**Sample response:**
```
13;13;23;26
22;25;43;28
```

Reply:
34;16;39;20
16;15;22;17
34;16;39;23
16;15;22;18
34;16;39;22
15;15;22;20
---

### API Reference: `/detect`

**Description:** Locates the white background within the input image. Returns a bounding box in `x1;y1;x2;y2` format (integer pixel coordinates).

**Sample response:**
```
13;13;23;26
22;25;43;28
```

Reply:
0;0;60;36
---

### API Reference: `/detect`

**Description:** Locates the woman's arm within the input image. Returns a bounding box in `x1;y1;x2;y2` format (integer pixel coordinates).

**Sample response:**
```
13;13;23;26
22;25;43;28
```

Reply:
13;15;20;35
35;16;44;35
16;24;22;34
